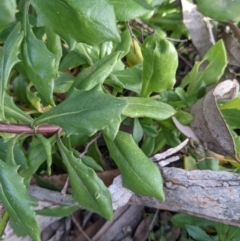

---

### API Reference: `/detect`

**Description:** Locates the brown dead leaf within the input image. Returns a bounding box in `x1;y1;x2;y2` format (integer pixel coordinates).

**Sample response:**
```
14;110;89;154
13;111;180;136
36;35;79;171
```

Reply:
181;0;213;57
190;80;239;159
223;32;240;67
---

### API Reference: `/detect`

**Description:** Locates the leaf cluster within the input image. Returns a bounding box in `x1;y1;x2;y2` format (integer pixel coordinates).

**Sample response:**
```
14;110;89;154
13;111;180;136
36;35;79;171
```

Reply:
0;0;240;240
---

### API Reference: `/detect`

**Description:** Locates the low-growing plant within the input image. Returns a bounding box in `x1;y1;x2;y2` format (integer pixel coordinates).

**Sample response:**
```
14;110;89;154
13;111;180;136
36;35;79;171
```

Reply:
1;0;240;240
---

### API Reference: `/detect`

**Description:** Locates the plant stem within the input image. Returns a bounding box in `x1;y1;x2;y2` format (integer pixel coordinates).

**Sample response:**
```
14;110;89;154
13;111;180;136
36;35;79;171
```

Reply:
0;210;9;238
0;122;61;135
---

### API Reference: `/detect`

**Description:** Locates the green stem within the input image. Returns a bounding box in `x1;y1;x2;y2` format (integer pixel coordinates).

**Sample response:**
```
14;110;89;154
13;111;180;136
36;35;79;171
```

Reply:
0;210;9;237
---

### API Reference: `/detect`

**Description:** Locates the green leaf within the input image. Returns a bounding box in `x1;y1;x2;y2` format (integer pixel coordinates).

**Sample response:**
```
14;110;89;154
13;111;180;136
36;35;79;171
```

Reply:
73;43;100;65
57;135;113;220
121;97;176;120
221;109;240;129
197;0;240;22
162;127;180;147
23;136;55;178
197;158;219;171
26;85;42;112
140;34;178;97
219;97;240;110
81;155;103;172
181;40;227;98
87;141;103;167
36;204;79;217
22;11;58;105
109;0;152;21
72;51;122;91
185;225;214;241
4;94;33;124
110;66;142;93
214;222;240;241
0;160;40;241
104;131;165;200
0;23;23;120
33;85;128;138
113;30;132;58
0;138;28;171
53;72;75;93
59;51;86;71
133;118;144;143
174;111;193;125
0;0;16;32
171;213;213;229
46;28;62;68
36;134;52;175
5;135;26;167
141;136;155;156
29;0;120;45
12;75;29;103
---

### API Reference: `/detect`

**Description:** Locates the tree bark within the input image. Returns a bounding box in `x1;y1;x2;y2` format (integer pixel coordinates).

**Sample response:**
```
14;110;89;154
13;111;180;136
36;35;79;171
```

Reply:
29;167;240;227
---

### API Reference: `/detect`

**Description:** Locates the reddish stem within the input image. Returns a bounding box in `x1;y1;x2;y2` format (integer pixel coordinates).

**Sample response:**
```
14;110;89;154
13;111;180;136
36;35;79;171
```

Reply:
0;122;61;135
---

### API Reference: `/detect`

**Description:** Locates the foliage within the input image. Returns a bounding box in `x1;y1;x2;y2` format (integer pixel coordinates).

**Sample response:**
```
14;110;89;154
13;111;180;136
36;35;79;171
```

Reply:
0;0;240;240
172;213;240;241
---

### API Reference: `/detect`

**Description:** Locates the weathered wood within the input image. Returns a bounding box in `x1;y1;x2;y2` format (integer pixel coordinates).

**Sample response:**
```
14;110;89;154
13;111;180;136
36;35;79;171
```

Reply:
129;167;240;227
29;167;240;227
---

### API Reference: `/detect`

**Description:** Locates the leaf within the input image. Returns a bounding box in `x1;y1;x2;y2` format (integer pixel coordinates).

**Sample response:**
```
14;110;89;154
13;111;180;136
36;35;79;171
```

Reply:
223;32;240;67
109;0;152;21
53;72;75;93
0;138;28;171
126;39;143;67
140;34;178;97
33;85;128;138
121;97;176;120
88;141;103;167
181;40;227;98
29;0;120;45
181;0;212;57
81;155;103;172
0;23;23;120
22;11;58;105
172;116;199;142
221;109;240;129
57;135;113;220
133;118;144;143
23;136;55;178
190;80;239;160
4;94;33;124
171;213;213;229
104;131;165;200
186;225;214;241
36;204;79;217
214;222;240;241
197;0;240;22
26;84;42;112
141;136;155;156
72;51;122;91
36;134;52;175
46;28;62;68
0;0;16;32
113;30;132;58
197;158;219;171
12;75;29;104
174;111;193;125
0;160;40;241
59;51;86;71
220;97;240;111
110;66;142;93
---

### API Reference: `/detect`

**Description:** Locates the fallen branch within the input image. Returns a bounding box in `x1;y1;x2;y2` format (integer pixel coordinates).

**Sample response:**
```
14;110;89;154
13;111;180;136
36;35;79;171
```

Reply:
29;167;240;227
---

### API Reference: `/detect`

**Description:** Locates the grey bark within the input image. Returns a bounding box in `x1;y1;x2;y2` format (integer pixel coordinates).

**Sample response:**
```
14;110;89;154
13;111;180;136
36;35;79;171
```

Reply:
29;167;240;227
